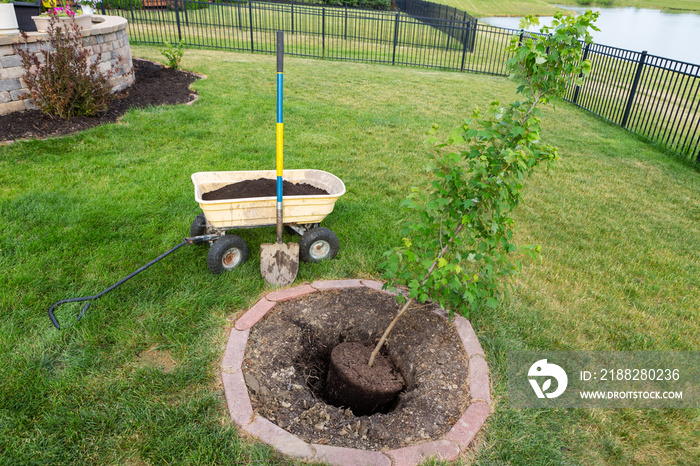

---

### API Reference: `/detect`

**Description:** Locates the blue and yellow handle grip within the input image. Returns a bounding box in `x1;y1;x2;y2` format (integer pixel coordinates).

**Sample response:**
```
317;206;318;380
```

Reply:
276;30;284;243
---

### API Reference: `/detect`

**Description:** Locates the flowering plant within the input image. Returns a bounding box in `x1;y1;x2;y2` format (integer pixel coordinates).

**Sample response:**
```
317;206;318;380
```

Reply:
40;0;85;17
41;6;82;17
77;0;100;7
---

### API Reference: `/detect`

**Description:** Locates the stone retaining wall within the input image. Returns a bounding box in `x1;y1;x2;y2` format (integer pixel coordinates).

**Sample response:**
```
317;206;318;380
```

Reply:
0;15;134;116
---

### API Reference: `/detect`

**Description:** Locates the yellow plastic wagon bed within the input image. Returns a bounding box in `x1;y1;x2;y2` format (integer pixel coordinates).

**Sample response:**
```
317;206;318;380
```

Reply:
190;169;346;274
192;169;345;229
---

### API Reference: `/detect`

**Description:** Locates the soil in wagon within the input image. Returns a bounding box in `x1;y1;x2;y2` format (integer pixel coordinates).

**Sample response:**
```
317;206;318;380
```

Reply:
242;287;470;451
202;178;328;201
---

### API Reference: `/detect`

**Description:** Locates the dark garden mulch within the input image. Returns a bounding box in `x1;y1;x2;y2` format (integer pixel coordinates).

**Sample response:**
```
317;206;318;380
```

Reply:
0;59;199;143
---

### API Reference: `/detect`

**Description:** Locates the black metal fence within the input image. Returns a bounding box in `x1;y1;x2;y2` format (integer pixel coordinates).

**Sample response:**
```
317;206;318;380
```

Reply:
566;43;700;161
114;0;502;70
394;0;477;53
107;0;700;162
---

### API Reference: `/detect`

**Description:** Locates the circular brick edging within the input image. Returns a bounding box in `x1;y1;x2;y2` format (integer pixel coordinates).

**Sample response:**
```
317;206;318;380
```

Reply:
221;279;491;465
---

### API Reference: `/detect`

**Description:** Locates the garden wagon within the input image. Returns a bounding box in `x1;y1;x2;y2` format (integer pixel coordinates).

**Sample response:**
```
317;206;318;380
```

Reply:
48;31;345;327
190;169;346;274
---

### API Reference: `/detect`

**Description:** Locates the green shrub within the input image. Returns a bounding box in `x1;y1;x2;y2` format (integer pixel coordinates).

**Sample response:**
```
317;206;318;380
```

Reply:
15;13;116;119
168;0;210;11
314;0;391;11
103;0;144;10
161;39;185;70
361;0;390;10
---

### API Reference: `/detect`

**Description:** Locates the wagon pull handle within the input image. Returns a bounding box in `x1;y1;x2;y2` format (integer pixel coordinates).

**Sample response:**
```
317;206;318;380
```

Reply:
48;235;216;329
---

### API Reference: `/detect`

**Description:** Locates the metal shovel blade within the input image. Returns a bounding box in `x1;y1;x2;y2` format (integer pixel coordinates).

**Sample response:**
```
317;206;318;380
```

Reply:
260;242;299;286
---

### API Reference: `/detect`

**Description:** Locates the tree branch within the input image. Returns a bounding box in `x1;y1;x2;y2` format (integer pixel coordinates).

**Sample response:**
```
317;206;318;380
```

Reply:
369;222;465;367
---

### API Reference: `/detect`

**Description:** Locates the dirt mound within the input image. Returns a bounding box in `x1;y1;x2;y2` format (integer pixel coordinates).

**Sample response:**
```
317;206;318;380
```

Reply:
202;178;328;200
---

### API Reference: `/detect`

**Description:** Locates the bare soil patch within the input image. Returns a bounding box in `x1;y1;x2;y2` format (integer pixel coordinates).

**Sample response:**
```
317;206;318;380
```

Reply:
242;287;470;451
135;345;176;373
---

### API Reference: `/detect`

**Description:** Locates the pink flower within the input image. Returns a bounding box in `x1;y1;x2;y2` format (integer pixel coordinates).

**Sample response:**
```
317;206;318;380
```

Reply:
45;6;79;18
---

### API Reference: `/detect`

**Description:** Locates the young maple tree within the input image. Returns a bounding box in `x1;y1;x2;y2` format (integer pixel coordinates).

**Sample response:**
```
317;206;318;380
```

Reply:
370;11;600;366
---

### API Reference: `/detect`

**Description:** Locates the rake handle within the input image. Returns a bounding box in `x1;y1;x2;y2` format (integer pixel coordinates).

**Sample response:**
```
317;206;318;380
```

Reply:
47;235;217;329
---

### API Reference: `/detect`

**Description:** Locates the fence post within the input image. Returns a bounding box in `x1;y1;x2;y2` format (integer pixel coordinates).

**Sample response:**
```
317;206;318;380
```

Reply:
621;50;647;128
344;4;348;41
572;42;590;105
183;0;190;27
445;12;453;51
291;1;295;35
461;10;467;49
470;18;477;52
392;12;400;65
249;0;255;53
127;0;135;24
460;18;470;72
174;0;183;42
322;8;326;59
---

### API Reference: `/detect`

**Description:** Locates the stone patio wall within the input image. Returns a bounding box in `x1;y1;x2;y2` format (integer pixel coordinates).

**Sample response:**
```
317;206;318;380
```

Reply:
0;15;134;116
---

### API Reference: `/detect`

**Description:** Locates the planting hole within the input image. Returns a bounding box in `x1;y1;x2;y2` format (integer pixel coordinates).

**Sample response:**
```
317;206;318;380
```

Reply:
244;287;470;450
295;330;406;416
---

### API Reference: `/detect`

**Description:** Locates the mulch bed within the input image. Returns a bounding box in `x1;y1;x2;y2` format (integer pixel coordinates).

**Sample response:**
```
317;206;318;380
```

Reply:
0;59;199;142
243;287;470;451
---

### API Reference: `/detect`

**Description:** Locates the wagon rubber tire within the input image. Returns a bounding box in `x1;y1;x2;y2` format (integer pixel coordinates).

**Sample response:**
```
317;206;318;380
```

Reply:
190;213;207;239
299;227;339;263
207;235;249;274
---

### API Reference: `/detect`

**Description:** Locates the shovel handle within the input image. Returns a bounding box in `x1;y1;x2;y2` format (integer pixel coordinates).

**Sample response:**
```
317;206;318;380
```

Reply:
276;30;284;243
277;30;284;75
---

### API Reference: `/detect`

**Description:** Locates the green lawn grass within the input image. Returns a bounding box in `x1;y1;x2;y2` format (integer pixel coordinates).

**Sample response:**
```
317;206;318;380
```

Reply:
435;0;700;16
119;4;700;158
542;0;700;14
1;46;698;464
435;0;570;17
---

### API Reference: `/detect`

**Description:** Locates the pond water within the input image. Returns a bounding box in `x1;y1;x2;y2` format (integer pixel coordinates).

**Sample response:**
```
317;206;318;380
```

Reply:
479;5;700;65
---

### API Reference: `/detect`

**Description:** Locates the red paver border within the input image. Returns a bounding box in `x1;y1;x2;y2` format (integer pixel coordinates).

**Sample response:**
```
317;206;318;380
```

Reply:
221;280;491;465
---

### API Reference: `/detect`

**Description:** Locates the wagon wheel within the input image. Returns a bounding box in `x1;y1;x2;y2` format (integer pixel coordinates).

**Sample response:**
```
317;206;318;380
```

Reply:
207;235;249;274
299;227;339;263
190;213;207;239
